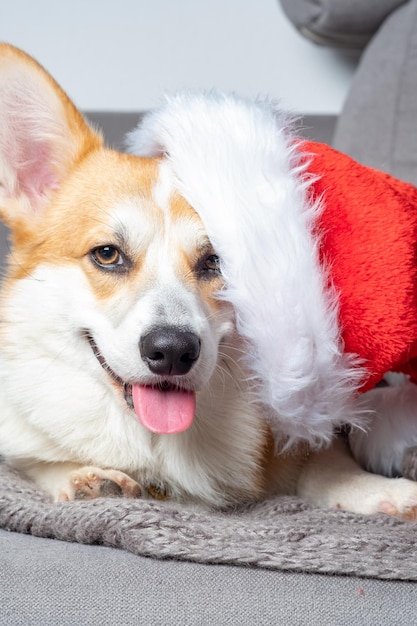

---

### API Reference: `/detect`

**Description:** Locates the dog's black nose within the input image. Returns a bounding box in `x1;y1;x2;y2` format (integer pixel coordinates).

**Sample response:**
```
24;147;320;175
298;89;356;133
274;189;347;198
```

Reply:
140;327;201;376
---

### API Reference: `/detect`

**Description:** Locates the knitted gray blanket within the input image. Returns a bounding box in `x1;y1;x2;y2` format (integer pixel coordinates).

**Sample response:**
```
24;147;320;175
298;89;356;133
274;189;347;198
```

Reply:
1;460;416;581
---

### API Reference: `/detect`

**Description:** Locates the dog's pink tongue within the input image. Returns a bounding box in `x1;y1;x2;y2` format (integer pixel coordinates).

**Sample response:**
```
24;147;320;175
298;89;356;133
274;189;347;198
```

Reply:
132;384;196;434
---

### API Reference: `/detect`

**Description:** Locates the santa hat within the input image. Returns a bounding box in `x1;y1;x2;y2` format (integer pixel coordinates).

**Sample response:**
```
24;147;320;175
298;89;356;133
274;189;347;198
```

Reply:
126;92;417;447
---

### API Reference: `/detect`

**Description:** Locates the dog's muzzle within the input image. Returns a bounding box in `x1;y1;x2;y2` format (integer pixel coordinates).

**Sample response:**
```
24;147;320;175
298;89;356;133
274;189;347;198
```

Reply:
87;328;199;435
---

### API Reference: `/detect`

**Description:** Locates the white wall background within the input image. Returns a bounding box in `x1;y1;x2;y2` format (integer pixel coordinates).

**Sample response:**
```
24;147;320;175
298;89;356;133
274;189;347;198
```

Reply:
1;0;358;114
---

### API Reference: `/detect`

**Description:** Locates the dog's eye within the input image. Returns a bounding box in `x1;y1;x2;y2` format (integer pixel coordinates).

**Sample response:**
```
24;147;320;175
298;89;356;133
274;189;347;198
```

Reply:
90;246;126;271
204;254;221;273
198;253;221;279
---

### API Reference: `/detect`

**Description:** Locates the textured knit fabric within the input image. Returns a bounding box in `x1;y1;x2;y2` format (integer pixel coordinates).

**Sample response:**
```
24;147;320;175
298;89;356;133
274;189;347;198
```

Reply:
1;460;417;583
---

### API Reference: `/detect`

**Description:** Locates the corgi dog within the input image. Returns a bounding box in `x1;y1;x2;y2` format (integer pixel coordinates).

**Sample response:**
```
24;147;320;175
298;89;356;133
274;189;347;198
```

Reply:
1;43;417;519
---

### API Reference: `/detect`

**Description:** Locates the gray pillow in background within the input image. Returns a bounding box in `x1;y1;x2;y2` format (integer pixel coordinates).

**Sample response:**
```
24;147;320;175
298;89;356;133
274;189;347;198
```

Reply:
279;0;407;48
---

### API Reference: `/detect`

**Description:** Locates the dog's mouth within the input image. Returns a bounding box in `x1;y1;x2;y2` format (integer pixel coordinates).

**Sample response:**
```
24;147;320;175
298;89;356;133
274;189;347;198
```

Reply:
87;334;196;434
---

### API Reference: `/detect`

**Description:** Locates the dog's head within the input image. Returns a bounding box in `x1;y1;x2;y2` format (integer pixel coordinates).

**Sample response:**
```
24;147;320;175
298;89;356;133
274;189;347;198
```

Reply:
0;44;235;436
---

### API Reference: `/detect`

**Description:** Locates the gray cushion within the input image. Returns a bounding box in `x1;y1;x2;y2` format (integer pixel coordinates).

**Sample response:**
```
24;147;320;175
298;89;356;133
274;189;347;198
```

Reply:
2;528;417;626
279;0;407;48
333;0;417;184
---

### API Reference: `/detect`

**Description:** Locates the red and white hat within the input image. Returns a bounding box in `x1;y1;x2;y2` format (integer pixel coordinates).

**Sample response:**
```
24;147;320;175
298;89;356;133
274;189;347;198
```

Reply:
128;92;417;447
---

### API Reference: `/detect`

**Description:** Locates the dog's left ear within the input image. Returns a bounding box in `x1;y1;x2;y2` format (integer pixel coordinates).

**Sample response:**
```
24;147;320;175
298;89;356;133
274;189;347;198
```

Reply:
0;43;102;227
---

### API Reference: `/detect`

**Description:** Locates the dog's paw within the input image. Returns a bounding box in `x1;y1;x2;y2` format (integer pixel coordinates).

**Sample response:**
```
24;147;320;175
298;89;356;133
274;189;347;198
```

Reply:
58;466;142;502
374;478;417;521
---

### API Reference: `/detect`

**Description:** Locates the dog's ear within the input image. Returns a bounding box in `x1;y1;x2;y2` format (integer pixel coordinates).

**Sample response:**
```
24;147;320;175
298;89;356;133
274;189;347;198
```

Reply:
0;43;103;227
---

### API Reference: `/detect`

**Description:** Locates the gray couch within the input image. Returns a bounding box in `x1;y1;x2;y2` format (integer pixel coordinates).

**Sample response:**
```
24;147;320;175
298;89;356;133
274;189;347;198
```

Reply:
2;1;417;623
282;0;417;185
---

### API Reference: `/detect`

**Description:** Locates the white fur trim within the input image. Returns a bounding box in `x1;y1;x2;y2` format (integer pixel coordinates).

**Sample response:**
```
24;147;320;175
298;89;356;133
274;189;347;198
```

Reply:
127;92;365;446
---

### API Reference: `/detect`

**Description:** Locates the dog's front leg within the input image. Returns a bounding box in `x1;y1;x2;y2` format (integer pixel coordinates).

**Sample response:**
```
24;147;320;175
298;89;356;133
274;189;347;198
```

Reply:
297;438;417;520
24;462;142;502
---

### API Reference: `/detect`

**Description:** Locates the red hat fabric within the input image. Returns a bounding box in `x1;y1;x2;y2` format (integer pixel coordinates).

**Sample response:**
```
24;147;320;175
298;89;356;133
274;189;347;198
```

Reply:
305;141;417;392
